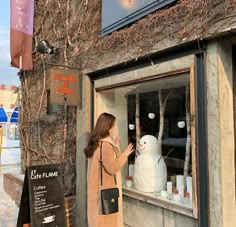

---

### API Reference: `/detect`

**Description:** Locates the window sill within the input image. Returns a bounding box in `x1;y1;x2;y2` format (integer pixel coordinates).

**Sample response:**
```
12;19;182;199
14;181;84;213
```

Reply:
122;186;194;218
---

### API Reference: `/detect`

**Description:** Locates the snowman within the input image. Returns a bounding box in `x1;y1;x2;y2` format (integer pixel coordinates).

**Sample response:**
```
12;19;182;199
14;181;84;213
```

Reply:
133;135;167;193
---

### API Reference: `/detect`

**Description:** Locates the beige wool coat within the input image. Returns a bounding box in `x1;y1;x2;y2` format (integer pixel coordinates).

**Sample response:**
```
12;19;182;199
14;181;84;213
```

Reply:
87;136;128;227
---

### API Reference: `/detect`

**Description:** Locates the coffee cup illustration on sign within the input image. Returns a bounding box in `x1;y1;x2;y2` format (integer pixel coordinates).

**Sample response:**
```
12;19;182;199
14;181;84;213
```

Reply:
42;214;55;223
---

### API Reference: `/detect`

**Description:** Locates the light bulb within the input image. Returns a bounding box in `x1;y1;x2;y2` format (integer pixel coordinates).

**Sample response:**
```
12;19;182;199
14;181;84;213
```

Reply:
128;124;135;130
148;113;155;119
177;121;185;128
121;0;136;9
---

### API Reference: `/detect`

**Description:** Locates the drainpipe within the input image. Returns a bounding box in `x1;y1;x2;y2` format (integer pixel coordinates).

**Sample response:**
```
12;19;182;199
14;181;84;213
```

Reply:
196;46;209;227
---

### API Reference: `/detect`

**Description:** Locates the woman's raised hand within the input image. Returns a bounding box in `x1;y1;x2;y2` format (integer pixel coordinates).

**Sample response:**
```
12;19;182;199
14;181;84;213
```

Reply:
123;143;134;157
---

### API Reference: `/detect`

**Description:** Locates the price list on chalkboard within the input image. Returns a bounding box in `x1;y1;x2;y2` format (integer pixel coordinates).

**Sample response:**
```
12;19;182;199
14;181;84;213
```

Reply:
17;164;66;227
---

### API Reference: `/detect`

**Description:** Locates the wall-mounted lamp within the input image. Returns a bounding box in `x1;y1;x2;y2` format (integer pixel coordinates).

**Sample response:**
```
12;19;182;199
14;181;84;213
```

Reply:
121;0;136;9
36;39;56;55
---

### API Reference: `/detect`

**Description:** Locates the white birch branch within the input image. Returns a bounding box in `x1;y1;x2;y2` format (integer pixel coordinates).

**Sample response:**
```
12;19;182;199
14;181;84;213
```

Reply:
157;90;173;155
157;90;164;154
135;93;141;143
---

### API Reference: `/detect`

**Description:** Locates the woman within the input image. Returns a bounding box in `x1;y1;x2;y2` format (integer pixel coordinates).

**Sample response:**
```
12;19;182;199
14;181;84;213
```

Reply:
84;112;134;227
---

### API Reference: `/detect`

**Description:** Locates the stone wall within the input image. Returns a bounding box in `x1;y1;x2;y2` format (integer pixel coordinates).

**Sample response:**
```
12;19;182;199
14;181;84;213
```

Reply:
19;67;77;196
3;173;24;207
123;196;198;227
206;38;236;227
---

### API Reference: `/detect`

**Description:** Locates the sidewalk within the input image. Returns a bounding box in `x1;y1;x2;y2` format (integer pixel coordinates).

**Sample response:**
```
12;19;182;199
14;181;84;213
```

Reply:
0;136;20;165
0;136;21;227
0;164;20;227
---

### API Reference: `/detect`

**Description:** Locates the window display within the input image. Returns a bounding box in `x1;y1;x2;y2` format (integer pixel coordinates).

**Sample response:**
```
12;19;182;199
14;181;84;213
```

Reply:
96;73;195;212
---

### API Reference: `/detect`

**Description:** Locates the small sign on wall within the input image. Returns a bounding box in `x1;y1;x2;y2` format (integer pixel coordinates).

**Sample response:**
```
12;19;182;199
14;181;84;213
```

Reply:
50;67;79;106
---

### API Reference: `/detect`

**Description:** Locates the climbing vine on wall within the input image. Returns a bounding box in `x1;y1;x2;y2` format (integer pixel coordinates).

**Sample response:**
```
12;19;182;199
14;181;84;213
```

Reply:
19;0;236;196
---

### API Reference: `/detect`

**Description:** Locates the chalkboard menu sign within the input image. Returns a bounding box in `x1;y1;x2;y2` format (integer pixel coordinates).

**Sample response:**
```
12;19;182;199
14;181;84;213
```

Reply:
17;164;66;227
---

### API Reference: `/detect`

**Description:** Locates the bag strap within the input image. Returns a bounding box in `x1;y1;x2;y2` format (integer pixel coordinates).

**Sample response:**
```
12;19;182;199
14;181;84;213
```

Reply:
100;141;117;186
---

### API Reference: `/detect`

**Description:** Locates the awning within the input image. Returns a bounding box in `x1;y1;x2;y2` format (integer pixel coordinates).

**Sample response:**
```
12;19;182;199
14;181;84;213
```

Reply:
0;107;8;122
10;106;18;123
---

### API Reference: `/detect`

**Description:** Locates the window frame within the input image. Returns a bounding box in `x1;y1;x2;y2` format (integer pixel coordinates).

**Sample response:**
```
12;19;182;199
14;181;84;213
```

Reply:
94;66;198;218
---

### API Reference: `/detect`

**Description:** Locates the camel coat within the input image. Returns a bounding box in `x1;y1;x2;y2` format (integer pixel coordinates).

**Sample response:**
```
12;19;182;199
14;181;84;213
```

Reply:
87;136;127;227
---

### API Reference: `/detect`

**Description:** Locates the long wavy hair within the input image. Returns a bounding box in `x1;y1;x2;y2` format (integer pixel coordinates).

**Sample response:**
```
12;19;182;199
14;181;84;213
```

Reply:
84;112;116;158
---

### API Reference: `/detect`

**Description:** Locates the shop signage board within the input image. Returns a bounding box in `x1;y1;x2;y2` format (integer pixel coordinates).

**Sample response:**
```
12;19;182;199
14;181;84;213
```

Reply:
50;67;79;106
17;164;66;227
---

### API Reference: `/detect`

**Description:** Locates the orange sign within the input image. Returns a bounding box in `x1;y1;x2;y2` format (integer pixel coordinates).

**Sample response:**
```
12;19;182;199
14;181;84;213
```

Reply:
50;68;79;106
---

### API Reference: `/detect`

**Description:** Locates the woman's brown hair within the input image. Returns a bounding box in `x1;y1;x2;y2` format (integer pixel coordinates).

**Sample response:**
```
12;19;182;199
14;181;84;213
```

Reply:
84;112;115;158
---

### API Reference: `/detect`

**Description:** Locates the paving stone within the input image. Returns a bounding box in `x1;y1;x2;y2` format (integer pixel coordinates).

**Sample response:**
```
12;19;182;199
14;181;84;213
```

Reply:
0;136;21;225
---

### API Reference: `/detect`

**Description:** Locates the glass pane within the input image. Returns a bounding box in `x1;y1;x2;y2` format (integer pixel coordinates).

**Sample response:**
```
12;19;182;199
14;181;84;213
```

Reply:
96;73;193;209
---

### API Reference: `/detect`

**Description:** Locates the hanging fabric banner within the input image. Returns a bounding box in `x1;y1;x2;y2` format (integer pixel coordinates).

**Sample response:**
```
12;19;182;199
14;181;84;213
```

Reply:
10;0;34;70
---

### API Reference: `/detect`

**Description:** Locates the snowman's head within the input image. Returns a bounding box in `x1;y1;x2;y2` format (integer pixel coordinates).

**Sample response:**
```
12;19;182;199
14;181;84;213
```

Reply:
137;135;159;156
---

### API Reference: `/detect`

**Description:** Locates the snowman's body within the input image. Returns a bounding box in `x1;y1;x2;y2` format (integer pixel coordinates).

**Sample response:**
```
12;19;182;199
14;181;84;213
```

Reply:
133;135;167;193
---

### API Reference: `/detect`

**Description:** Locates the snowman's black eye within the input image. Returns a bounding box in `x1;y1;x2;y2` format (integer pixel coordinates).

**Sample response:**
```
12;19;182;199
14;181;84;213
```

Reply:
144;141;146;144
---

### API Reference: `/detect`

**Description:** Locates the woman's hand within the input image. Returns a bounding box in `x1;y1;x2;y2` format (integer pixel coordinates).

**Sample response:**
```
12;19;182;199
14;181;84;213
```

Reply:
123;143;134;157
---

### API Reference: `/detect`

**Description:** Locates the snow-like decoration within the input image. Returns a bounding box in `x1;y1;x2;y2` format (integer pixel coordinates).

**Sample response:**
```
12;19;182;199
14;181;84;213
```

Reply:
133;135;167;192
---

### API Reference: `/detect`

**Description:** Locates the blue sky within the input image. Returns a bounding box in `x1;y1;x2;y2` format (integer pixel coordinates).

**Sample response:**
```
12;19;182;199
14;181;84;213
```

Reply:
0;1;20;86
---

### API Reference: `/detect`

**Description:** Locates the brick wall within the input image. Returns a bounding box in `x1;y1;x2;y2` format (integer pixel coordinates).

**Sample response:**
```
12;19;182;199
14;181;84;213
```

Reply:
3;173;23;207
3;173;76;226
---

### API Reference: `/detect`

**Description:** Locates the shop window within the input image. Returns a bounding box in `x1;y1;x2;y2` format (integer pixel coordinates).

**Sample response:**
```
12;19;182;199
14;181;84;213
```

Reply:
101;0;177;35
96;72;197;216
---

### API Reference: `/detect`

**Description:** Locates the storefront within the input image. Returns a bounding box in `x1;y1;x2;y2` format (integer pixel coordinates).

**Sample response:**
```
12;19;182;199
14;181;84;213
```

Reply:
10;1;235;226
76;38;236;227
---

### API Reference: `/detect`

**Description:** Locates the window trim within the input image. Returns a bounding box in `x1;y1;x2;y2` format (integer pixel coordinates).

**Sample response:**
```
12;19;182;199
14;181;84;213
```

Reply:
95;68;190;92
123;186;194;218
95;66;198;218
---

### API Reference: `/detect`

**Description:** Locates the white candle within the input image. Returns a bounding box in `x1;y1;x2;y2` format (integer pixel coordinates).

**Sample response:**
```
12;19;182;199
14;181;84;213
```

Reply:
176;175;184;192
173;194;181;203
167;181;172;195
160;190;169;199
189;186;192;201
178;185;184;197
187;176;192;193
129;164;134;177
126;180;133;188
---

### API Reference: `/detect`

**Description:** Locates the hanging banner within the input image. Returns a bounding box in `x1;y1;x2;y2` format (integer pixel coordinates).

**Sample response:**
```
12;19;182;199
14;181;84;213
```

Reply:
10;0;34;70
50;68;80;106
